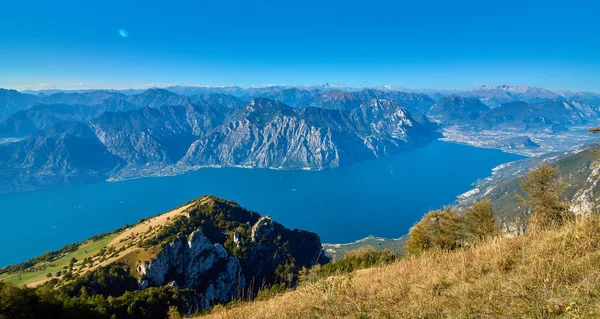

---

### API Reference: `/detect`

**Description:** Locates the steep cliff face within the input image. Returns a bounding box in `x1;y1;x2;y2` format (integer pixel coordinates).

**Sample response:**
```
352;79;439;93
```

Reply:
131;196;328;309
138;230;244;310
180;98;436;169
181;113;341;169
242;216;326;284
570;164;600;216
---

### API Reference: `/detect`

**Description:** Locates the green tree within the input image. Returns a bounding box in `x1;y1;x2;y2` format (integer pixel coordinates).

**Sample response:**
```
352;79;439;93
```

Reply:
520;164;573;229
405;207;464;255
464;199;498;241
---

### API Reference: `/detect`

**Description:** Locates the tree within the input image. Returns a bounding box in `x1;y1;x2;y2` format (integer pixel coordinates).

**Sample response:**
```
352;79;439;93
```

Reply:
520;164;573;229
405;207;464;255
464;199;498;241
167;306;183;319
589;128;600;159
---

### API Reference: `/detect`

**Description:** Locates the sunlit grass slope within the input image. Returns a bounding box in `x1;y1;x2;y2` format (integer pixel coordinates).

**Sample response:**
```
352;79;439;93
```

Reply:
204;216;600;318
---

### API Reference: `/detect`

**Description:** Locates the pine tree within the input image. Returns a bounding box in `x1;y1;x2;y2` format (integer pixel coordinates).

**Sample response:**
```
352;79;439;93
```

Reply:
520;164;573;229
464;199;497;241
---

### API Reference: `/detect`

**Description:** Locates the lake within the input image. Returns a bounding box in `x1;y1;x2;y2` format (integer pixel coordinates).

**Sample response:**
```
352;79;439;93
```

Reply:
0;141;523;267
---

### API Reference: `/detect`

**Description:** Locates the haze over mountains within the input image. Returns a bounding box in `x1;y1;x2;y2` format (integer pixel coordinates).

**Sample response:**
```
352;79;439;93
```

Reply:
1;84;600;194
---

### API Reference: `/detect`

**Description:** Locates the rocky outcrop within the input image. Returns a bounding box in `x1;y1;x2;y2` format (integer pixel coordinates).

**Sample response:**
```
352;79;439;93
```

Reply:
138;230;244;310
242;218;328;285
132;196;329;311
251;216;274;242
571;165;600;216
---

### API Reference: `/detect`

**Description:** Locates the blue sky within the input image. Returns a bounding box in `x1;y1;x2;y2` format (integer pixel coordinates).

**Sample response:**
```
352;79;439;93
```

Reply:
0;0;599;91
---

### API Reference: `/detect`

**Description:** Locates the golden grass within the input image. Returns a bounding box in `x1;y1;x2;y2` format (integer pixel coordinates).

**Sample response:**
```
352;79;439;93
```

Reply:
108;202;193;249
203;216;600;318
61;202;195;281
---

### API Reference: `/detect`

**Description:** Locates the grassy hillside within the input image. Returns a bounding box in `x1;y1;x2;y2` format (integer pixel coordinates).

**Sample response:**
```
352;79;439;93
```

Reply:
0;234;118;285
0;200;195;287
203;215;600;318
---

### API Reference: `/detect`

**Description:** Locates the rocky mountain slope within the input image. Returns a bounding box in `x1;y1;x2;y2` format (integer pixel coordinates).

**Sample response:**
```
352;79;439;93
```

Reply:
426;95;490;124
474;99;599;131
0;196;328;317
0;121;124;193
180;98;436;170
457;145;600;229
90;103;230;166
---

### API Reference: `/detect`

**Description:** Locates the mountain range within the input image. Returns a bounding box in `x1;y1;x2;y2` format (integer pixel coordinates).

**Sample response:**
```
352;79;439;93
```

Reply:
2;84;600;194
0;93;436;194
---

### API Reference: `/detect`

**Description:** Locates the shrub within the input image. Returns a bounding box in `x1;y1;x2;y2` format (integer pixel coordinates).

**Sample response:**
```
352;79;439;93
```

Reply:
405;207;464;255
314;246;396;278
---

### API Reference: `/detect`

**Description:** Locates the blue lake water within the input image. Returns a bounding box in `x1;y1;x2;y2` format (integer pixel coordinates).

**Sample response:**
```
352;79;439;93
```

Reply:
0;141;523;267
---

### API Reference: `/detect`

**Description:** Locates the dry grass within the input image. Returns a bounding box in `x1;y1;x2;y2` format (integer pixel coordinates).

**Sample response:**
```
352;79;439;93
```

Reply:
64;202;195;280
203;216;600;318
4;201;196;288
108;202;193;249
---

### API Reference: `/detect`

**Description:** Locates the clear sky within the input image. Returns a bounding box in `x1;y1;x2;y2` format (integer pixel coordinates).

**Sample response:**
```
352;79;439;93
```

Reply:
1;0;599;91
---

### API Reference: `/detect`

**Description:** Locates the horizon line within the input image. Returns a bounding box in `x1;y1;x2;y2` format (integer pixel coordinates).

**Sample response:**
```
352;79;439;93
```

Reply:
3;84;599;95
